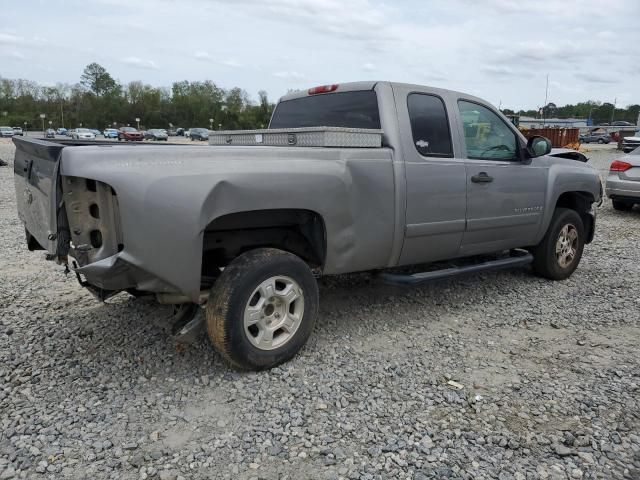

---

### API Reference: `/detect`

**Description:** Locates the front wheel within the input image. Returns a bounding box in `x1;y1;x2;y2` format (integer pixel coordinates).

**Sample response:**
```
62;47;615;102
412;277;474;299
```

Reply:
206;248;318;370
531;208;585;280
598;139;604;144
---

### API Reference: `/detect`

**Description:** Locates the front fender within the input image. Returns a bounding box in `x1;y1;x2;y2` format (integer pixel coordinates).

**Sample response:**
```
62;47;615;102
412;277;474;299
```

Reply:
535;158;601;244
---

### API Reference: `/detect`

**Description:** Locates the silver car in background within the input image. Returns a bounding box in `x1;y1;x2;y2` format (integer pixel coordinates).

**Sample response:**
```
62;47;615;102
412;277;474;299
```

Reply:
606;147;640;210
0;126;14;137
71;128;96;140
622;130;640;153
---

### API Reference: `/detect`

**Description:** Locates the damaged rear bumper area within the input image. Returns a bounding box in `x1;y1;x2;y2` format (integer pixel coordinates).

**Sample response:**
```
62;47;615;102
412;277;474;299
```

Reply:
71;253;178;301
61;176;180;300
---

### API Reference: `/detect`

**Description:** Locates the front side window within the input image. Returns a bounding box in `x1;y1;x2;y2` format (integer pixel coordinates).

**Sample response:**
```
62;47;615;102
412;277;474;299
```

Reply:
458;100;518;160
407;93;453;157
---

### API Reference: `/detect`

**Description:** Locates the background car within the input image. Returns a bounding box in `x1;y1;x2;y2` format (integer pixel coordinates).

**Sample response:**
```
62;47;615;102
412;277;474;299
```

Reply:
118;126;143;141
45;129;55;139
579;132;611;144
12;127;23;136
606;147;640;211
56;127;67;135
90;129;102;136
66;129;75;137
175;127;185;136
622;131;640;153
103;128;118;138
144;129;169;141
71;128;96;140
189;127;209;141
611;121;634;126
0;126;14;137
184;129;191;139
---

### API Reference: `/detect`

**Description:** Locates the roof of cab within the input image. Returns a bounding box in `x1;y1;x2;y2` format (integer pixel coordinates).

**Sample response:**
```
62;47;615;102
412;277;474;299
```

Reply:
278;81;485;105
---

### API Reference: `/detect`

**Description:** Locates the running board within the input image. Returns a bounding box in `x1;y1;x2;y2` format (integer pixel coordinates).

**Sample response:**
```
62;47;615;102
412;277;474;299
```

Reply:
378;251;533;286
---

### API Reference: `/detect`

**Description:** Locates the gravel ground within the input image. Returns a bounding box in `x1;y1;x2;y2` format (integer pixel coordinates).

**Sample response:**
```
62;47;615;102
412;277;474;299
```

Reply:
0;138;639;480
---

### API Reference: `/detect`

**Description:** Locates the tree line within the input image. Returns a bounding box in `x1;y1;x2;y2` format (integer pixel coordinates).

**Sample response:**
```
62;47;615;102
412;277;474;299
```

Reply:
503;101;640;126
0;63;274;131
1;63;639;131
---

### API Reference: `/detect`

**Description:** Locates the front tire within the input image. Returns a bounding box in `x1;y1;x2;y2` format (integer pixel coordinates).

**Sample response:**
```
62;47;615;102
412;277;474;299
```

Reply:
206;248;318;370
531;208;585;280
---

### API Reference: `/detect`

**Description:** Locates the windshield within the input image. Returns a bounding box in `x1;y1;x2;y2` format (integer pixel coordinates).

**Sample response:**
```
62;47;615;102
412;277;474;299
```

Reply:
269;90;381;129
77;128;90;132
122;127;136;132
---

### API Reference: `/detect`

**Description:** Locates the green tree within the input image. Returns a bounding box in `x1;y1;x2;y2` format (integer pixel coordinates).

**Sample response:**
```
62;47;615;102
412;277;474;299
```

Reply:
80;63;118;97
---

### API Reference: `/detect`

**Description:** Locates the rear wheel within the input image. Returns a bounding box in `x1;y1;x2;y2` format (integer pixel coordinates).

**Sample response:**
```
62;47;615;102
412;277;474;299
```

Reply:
531;208;585;280
612;199;633;211
206;248;318;370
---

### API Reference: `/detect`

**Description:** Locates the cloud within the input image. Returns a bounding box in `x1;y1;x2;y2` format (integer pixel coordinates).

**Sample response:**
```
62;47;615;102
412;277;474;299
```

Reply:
221;59;242;68
122;57;159;70
193;51;212;61
0;50;25;60
0;32;23;45
362;63;376;72
482;65;521;77
580;73;618;84
596;30;615;39
193;52;242;67
208;0;397;51
273;71;305;80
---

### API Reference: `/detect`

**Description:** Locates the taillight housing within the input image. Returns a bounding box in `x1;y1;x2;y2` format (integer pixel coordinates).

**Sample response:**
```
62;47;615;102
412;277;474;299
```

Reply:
308;84;338;95
610;160;632;172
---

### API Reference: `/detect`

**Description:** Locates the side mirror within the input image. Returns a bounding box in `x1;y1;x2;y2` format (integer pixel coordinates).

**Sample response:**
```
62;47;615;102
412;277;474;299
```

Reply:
527;135;552;157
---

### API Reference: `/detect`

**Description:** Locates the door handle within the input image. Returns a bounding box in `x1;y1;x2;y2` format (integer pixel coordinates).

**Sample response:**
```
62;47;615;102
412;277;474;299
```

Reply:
471;172;493;183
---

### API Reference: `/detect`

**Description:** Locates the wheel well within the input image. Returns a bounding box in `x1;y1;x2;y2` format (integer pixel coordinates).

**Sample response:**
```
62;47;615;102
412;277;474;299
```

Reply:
202;209;326;275
555;191;595;243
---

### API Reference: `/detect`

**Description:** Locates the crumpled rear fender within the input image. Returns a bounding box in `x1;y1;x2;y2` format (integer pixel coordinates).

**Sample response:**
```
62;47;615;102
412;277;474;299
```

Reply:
61;144;396;301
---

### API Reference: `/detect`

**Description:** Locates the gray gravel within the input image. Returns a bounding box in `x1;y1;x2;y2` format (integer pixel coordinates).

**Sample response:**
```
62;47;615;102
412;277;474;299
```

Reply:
1;138;639;479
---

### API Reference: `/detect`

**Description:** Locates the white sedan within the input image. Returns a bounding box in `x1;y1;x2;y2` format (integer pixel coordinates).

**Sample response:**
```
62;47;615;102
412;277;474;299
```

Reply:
72;128;96;140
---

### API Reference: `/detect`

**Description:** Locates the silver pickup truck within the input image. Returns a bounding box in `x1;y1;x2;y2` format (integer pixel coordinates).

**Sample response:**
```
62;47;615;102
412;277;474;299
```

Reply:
13;81;601;370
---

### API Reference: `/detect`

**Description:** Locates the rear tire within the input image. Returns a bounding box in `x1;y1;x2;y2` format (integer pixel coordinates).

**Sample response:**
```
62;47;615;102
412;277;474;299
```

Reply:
531;208;585;280
206;248;318;370
612;199;633;211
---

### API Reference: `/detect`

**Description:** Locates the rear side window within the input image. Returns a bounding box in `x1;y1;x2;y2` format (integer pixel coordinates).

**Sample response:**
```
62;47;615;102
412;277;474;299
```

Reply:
407;94;453;157
269;91;381;129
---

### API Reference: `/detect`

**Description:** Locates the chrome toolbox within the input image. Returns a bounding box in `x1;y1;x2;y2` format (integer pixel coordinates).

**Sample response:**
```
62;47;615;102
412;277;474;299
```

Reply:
208;126;383;148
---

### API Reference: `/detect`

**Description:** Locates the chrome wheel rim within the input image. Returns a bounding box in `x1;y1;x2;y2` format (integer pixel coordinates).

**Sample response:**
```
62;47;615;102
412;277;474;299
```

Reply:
243;276;305;351
555;224;578;268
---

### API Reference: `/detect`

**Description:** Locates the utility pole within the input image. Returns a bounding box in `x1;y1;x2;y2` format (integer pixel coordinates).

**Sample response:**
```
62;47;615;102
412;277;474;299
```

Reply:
60;97;64;128
543;74;549;126
610;97;616;124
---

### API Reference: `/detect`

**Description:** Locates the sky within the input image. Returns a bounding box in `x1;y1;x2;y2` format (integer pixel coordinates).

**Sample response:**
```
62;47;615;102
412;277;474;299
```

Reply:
1;0;639;110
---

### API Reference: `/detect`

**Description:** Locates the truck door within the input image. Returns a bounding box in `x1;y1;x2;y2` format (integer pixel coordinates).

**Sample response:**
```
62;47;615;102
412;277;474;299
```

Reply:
394;86;467;265
456;99;547;255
